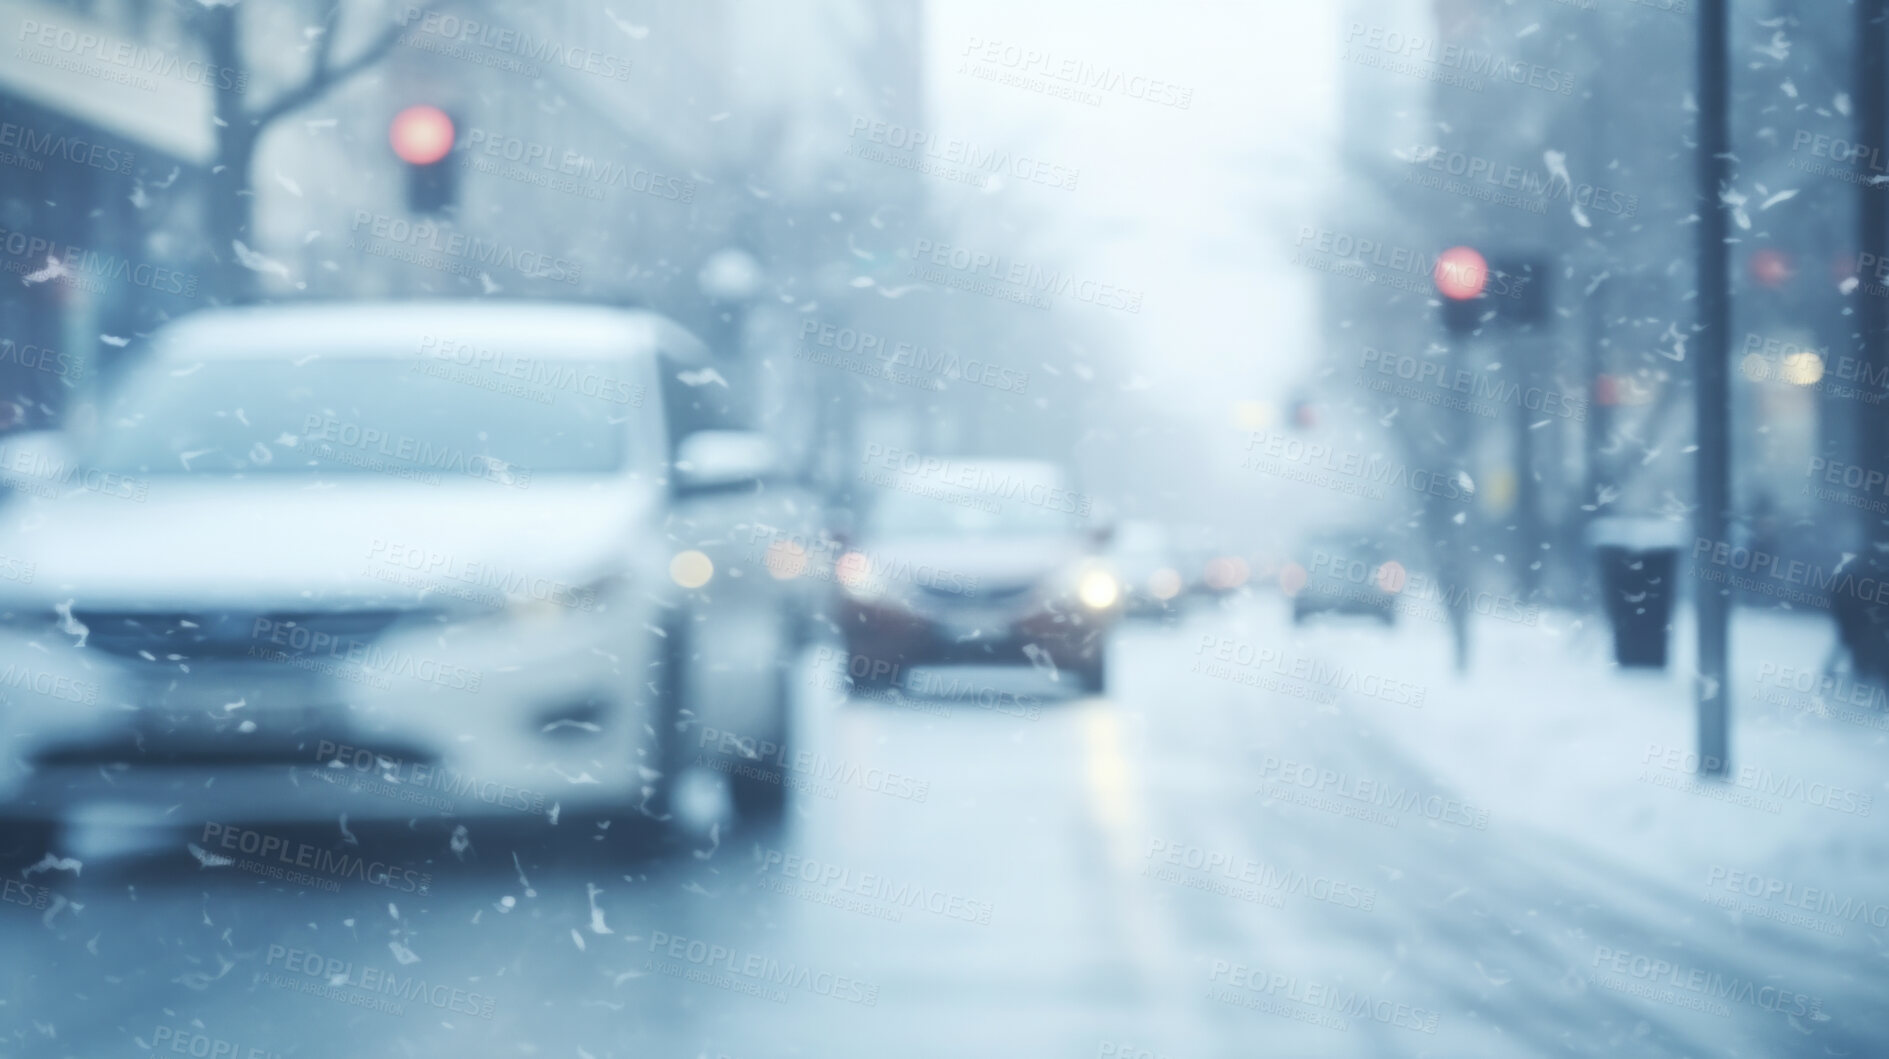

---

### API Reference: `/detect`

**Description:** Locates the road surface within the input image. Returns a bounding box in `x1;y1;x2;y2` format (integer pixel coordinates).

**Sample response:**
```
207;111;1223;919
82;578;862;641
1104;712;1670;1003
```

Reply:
2;598;1882;1058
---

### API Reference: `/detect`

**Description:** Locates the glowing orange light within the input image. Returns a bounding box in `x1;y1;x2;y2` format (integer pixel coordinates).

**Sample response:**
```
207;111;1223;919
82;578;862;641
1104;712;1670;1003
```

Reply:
1748;248;1793;288
1279;562;1308;597
390;105;455;165
835;551;871;587
1205;556;1249;591
1433;246;1488;301
1148;568;1183;601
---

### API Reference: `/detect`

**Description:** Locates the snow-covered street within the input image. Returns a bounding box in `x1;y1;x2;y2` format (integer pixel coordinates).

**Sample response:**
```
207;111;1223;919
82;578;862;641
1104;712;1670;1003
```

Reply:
5;597;1881;1058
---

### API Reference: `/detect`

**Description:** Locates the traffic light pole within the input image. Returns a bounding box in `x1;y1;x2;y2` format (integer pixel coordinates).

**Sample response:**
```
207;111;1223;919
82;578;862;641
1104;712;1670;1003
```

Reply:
1859;0;1889;662
1515;325;1544;598
1583;279;1609;535
1446;330;1471;673
1694;0;1731;776
1435;250;1488;675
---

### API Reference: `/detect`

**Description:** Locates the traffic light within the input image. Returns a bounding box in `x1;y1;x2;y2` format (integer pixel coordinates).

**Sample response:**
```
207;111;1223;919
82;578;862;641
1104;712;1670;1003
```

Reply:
1440;295;1481;335
1434;247;1550;334
1748;247;1793;288
1290;397;1317;430
1498;254;1549;325
390;105;457;214
1435;245;1487;336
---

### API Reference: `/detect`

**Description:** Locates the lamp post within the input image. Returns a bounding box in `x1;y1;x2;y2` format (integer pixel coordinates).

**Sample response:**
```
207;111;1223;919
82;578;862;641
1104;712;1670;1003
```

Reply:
1694;0;1732;775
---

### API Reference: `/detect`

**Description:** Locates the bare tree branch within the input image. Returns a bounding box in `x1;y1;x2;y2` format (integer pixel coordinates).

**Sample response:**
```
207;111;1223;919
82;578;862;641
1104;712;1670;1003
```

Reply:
247;3;410;128
307;2;340;89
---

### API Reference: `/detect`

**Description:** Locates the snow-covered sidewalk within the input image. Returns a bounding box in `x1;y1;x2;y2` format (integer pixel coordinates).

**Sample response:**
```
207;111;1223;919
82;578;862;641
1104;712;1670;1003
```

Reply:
1339;602;1889;1055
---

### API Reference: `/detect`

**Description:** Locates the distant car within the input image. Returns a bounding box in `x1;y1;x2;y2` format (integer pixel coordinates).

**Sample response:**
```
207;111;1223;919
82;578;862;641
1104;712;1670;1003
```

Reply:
1166;524;1241;599
837;459;1120;693
0;301;808;860
1109;520;1186;618
1289;531;1397;625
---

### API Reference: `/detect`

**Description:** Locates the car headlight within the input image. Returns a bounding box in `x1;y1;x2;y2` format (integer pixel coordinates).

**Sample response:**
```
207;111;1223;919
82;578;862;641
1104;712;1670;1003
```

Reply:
1204;556;1249;591
498;572;623;624
503;594;568;625
669;550;715;589
836;551;890;602
1076;567;1121;610
1148;568;1183;601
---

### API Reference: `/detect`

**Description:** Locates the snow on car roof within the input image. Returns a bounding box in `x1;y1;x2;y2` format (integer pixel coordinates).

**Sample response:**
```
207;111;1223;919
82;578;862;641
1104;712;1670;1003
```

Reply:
896;458;1070;496
149;301;680;361
920;457;1065;480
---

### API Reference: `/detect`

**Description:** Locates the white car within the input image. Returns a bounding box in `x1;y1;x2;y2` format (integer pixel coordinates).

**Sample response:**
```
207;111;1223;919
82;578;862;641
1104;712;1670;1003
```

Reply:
0;301;804;859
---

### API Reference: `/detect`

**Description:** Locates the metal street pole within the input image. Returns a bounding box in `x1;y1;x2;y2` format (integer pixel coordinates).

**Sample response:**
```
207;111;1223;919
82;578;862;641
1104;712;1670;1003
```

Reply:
1447;327;1471;674
1436;267;1483;675
1855;0;1889;684
1510;260;1548;600
1695;0;1731;776
1583;278;1609;530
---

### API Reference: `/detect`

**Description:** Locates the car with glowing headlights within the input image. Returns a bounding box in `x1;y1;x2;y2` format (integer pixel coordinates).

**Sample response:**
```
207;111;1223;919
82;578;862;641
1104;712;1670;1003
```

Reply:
1108;520;1187;618
0;301;808;861
834;458;1121;694
1287;528;1399;625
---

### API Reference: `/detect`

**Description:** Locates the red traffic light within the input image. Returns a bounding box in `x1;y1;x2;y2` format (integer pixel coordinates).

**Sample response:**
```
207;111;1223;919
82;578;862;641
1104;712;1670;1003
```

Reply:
1434;246;1488;301
390;105;455;165
1748;248;1793;288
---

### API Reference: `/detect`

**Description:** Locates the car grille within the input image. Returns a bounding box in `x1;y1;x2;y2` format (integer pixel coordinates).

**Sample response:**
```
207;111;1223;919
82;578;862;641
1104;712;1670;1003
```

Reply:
32;729;439;769
917;581;1034;605
71;609;423;662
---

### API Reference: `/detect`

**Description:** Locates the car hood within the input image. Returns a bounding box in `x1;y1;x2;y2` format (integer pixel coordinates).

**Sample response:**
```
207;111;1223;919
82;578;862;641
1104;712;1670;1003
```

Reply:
0;476;658;610
1111;549;1175;580
854;533;1091;590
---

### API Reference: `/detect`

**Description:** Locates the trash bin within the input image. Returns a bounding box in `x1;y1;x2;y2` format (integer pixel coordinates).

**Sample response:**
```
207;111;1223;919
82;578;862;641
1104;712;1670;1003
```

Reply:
1587;518;1685;668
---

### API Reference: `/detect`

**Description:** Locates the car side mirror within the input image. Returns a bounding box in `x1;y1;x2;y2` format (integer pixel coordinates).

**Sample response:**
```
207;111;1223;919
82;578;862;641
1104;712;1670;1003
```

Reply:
825;507;857;551
673;430;778;494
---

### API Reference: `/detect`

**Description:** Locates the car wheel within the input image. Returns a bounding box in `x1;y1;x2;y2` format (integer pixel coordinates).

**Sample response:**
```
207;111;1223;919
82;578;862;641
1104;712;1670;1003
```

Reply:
575;614;690;859
725;610;796;825
844;642;902;697
0;817;55;875
657;603;804;831
626;612;756;850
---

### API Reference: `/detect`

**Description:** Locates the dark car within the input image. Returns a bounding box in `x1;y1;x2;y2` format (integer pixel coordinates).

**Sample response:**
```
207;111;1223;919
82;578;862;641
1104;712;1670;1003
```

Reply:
1289;530;1399;625
1108;520;1187;618
836;459;1121;693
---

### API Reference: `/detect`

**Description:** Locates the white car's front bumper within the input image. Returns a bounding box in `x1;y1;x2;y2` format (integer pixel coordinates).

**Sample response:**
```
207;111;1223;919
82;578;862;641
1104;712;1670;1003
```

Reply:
0;598;667;829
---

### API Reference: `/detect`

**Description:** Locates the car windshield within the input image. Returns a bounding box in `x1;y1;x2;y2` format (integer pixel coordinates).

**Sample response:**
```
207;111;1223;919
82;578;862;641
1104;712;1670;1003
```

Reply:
88;355;636;476
867;477;1081;536
1114;522;1170;553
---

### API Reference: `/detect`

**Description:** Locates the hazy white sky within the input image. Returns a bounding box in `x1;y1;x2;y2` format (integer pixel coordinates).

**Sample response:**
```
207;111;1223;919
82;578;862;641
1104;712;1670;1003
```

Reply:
922;1;1341;423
